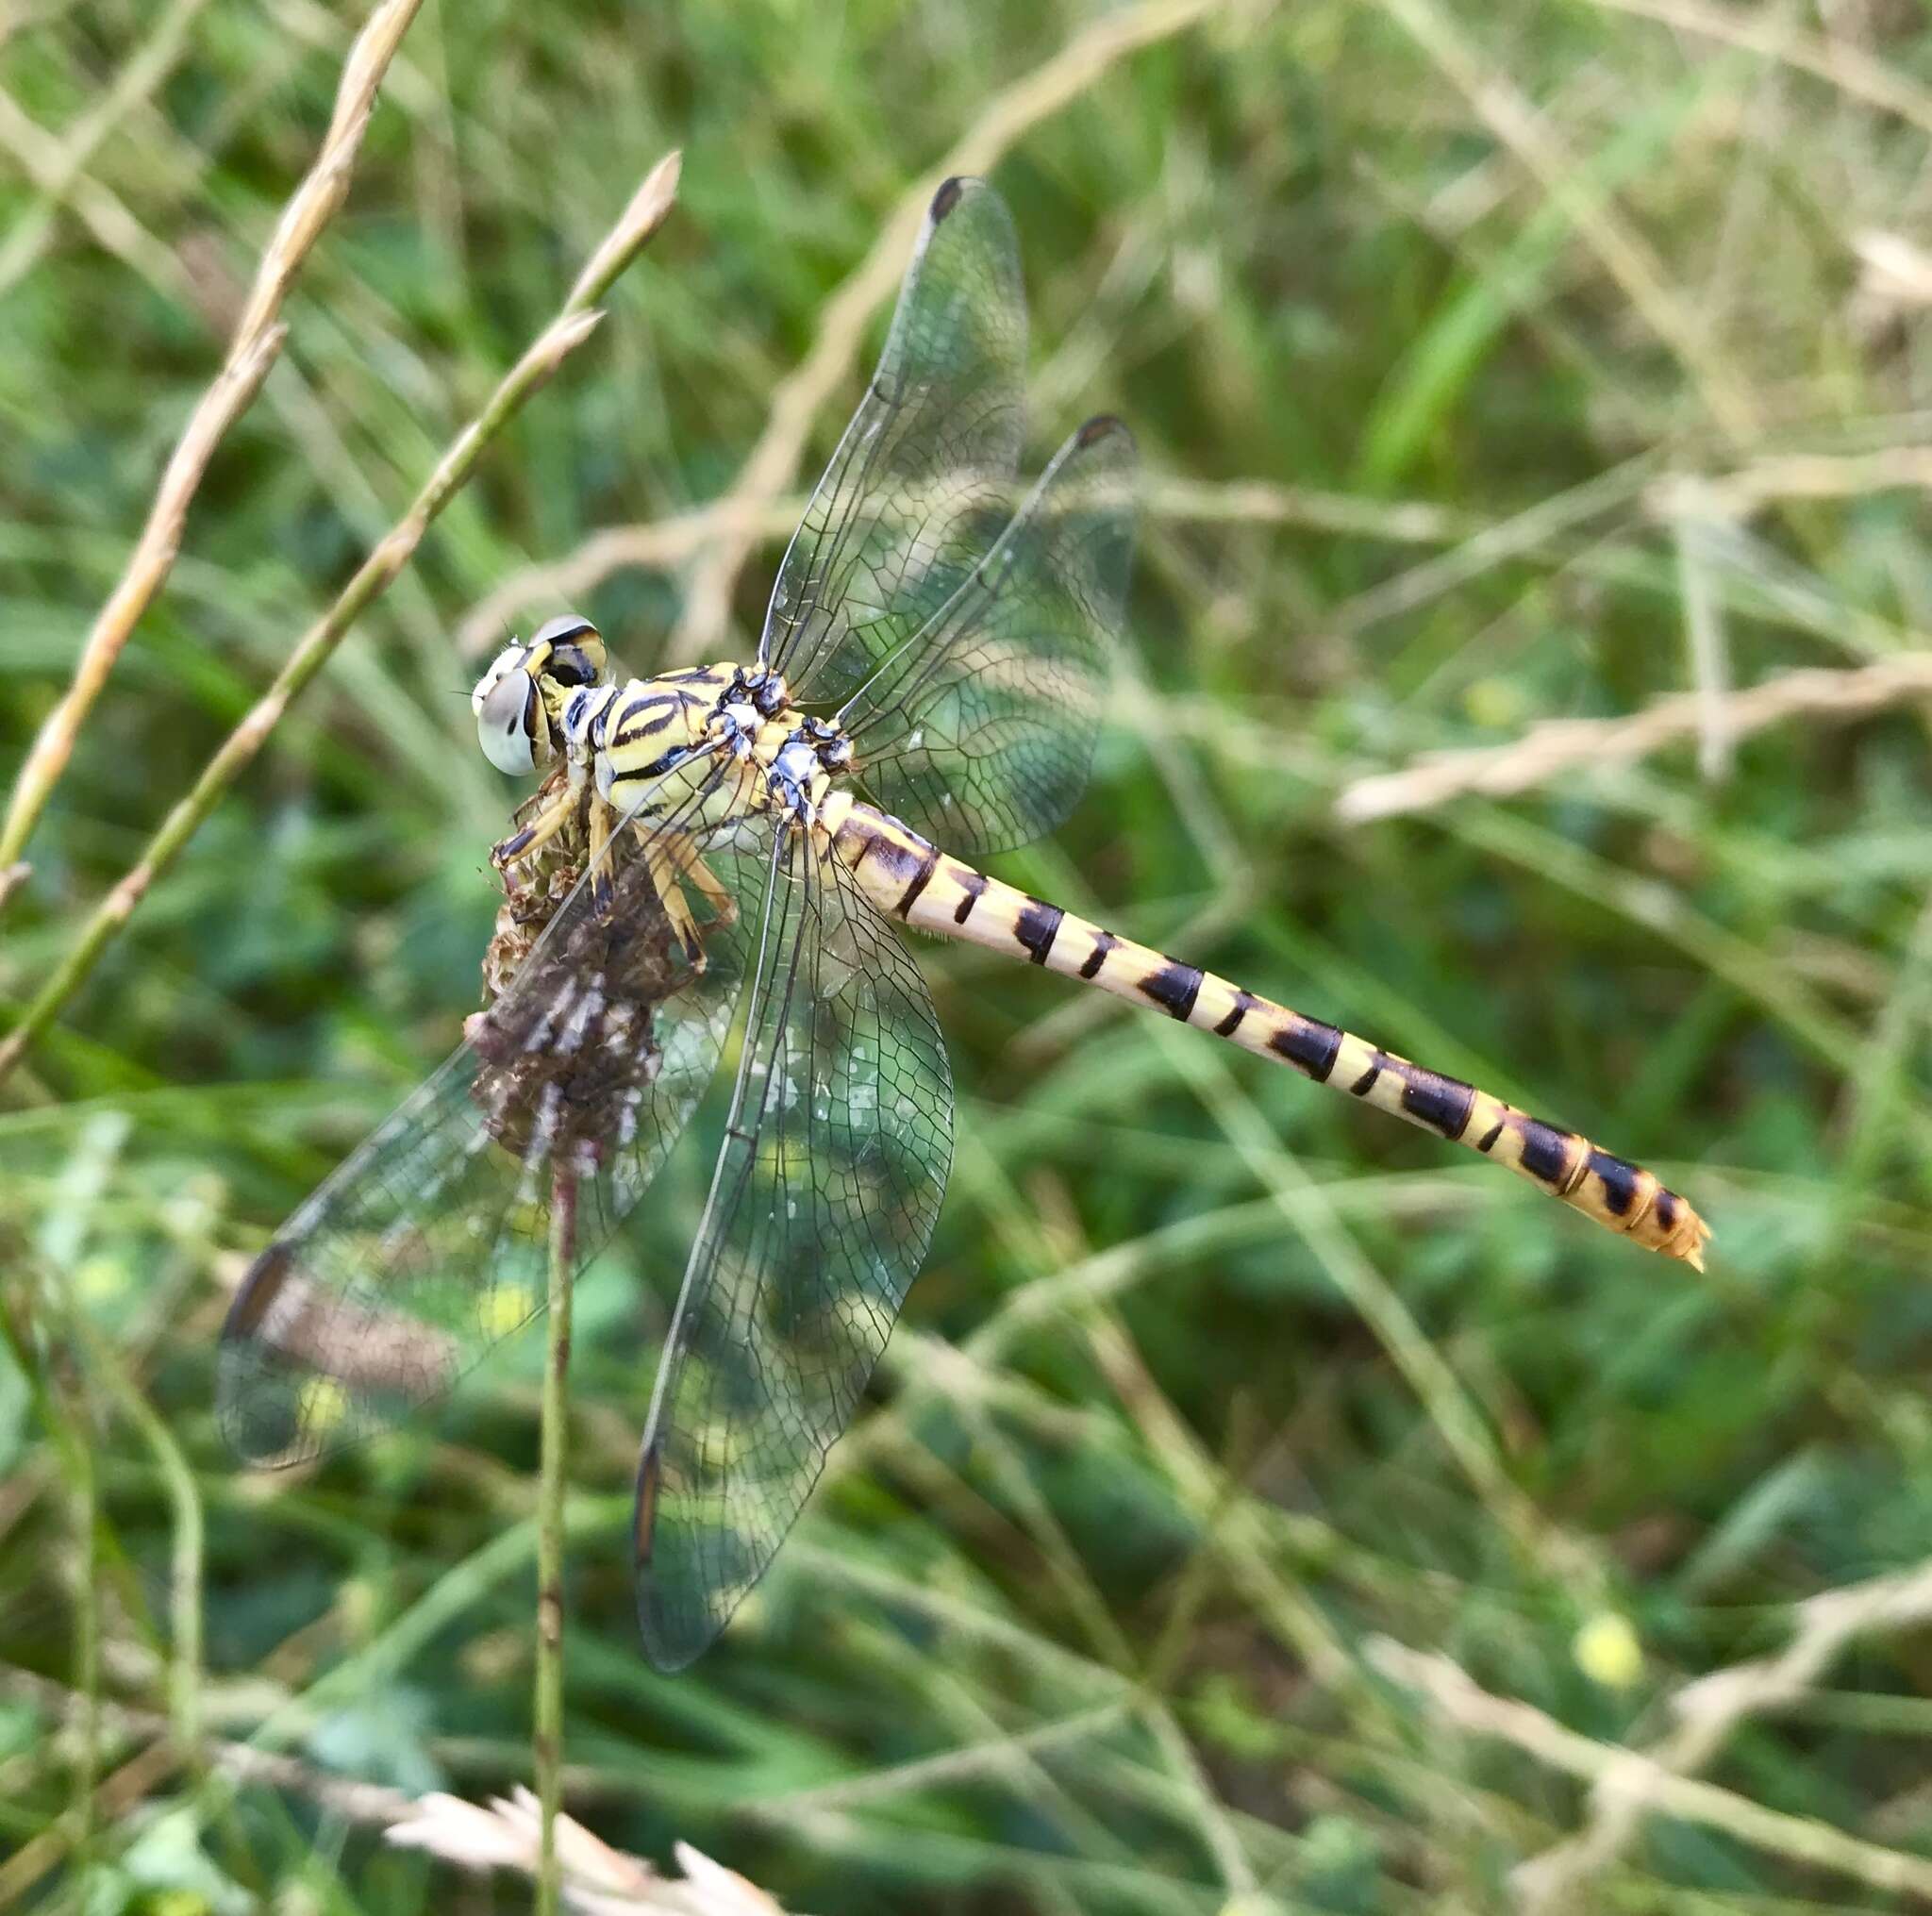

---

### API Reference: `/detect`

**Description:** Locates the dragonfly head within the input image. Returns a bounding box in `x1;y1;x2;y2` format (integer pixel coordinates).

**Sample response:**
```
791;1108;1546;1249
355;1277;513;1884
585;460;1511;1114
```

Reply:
472;613;610;775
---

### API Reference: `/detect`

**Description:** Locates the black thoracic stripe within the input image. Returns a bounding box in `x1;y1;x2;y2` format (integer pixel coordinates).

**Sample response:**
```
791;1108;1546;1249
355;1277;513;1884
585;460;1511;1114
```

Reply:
1517;1118;1576;1187
1397;1066;1476;1141
1270;1019;1342;1082
952;870;989;924
1214;991;1254;1038
1348;1053;1385;1098
896;844;940;916
610;704;680;749
1587;1147;1640;1216
1014;898;1063;965
1078;930;1117;979
1139;961;1202;1021
1475;1117;1506;1154
619;743;690;782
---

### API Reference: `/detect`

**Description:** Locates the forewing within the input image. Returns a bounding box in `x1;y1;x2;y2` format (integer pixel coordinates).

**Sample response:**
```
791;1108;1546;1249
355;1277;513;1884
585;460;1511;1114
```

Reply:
217;781;778;1466
760;175;1025;704
841;415;1137;857
633;832;953;1669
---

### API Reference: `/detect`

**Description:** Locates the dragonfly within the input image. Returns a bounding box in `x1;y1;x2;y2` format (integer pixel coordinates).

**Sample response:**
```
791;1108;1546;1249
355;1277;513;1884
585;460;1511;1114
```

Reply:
219;176;1712;1671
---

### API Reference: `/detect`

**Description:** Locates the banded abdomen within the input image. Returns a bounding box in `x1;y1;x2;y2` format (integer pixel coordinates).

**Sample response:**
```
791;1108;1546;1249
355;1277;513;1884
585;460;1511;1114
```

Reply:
827;796;1710;1268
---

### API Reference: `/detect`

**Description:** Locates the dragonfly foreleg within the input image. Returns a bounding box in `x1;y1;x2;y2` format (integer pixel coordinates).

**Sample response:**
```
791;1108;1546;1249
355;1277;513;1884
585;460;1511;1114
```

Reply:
493;780;579;871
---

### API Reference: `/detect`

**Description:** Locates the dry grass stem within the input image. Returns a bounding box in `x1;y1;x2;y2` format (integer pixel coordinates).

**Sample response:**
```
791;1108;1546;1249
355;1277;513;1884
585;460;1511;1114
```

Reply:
387;1787;786;1915
0;81;216;303
0;149;681;1092
0;0;217;298
1582;0;1932;139
1380;0;1758;442
1515;1554;1932;1910
0;1665;416;1903
458;472;1474;662
666;0;1232;663
1855;232;1932;309
1335;651;1932;824
0;0;427;877
1661;478;1733;783
4;1671;782;1913
1369;1636;1932;1905
536;1167;579;1916
1680;443;1932;512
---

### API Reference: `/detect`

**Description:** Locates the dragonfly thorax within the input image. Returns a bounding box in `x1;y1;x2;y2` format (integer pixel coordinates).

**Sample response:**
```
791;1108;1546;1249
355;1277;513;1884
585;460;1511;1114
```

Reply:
692;666;853;828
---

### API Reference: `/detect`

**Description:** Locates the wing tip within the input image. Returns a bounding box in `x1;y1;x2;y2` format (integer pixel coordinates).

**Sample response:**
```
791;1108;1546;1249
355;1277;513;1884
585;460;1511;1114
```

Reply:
633;1441;710;1673
929;175;982;222
223;1238;298;1340
633;1436;662;1567
1076;412;1135;454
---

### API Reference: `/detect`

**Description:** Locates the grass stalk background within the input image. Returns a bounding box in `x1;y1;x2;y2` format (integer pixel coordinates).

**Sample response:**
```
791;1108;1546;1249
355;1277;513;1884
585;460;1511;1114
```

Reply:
3;1;1932;1910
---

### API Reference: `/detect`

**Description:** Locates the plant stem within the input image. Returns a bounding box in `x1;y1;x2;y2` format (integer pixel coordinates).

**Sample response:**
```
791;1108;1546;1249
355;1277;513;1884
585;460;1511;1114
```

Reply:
0;0;426;875
535;1164;578;1916
0;147;680;1093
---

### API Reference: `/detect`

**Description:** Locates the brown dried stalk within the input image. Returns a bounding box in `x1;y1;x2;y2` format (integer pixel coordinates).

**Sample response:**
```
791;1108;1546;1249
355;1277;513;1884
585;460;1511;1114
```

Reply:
1334;652;1932;825
1370;1631;1932;1907
0;1669;784;1914
456;472;1474;664
1582;0;1932;140
0;151;682;1092
387;1786;787;1915
0;0;427;876
1515;1555;1932;1911
0;0;218;299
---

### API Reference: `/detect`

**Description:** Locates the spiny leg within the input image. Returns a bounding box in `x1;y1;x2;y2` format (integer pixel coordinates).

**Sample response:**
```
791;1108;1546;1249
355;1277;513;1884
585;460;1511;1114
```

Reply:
587;794;615;914
629;817;706;968
662;830;737;925
493;782;579;870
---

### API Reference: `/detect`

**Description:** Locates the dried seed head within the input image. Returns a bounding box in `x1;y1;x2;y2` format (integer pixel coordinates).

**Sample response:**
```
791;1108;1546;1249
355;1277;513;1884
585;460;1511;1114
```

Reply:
469;781;698;1171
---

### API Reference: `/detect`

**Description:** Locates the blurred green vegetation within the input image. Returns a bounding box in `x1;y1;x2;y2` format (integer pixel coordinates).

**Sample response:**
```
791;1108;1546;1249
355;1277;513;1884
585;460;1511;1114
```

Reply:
6;0;1932;1910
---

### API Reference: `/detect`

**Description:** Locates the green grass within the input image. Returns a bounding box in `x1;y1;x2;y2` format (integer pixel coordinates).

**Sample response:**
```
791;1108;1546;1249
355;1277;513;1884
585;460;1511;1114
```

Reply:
6;1;1932;1910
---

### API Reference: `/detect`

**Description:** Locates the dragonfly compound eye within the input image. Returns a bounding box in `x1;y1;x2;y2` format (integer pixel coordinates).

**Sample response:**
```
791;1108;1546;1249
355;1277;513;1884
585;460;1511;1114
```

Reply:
475;666;539;775
529;612;607;688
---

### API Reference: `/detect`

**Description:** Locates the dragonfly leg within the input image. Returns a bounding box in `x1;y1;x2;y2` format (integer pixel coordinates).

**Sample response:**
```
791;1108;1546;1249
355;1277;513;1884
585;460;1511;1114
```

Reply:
665;835;737;923
587;795;615;914
632;823;707;969
492;782;577;870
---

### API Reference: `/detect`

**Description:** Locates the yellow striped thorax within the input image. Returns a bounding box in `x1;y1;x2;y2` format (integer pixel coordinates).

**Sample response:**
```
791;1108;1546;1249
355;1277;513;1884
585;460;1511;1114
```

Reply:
474;616;858;833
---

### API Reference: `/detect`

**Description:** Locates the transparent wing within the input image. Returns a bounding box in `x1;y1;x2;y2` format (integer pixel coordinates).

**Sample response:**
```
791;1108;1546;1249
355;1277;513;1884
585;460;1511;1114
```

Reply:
633;830;953;1669
760;175;1026;705
217;767;775;1466
838;414;1137;858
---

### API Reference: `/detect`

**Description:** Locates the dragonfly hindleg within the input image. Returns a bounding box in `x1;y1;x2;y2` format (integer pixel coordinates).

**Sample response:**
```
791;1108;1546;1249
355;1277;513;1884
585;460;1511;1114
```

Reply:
632;820;718;968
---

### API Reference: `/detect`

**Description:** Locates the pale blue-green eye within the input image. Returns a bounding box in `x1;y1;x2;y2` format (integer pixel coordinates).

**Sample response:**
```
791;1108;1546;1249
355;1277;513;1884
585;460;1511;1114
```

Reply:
476;668;536;775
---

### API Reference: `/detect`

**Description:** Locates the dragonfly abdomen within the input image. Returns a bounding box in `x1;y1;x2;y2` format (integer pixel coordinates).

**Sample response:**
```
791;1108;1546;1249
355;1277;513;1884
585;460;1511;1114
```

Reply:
829;797;1710;1269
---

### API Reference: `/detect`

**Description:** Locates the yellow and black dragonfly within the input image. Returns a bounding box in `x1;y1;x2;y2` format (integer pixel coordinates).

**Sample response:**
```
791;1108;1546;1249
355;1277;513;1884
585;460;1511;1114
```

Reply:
220;177;1710;1670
